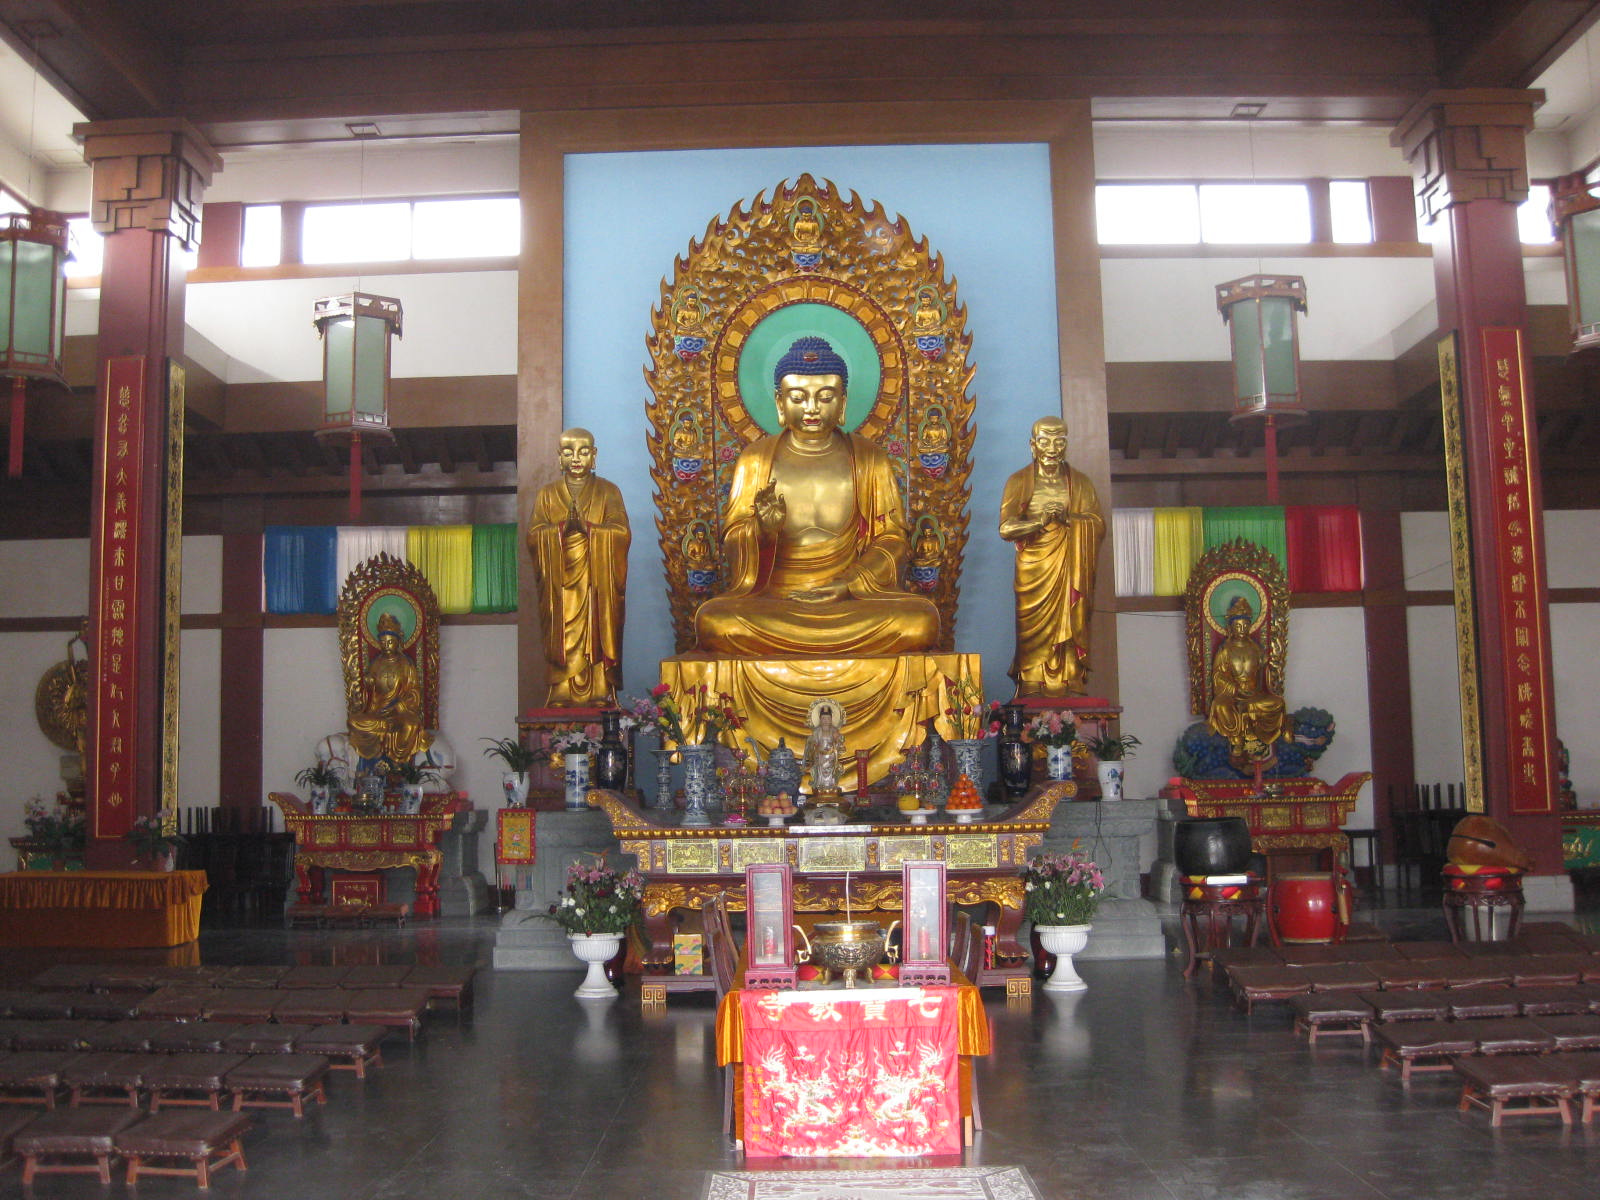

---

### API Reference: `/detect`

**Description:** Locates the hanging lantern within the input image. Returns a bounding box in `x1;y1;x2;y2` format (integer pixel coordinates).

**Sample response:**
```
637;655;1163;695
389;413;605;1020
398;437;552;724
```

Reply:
1;209;70;478
1216;273;1308;503
312;292;401;517
1550;173;1600;355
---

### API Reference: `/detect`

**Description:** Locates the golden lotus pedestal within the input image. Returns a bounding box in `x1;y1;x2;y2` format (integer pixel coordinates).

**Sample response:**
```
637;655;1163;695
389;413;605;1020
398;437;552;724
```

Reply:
659;652;980;789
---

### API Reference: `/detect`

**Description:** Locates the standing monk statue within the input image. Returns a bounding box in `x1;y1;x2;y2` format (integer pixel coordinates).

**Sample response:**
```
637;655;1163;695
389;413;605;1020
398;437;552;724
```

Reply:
693;336;939;656
527;428;632;706
999;416;1105;696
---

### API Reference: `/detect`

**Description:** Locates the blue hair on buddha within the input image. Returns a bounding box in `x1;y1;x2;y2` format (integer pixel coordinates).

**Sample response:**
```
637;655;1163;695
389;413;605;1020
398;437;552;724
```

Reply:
773;336;848;388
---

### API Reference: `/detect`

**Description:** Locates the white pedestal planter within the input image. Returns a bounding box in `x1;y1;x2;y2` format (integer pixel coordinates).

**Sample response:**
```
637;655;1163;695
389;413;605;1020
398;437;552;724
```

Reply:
568;932;623;998
1035;923;1092;992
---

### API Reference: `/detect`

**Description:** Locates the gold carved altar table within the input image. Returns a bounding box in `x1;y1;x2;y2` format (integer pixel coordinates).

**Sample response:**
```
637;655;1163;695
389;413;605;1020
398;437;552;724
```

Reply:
587;783;1069;1002
1164;772;1371;877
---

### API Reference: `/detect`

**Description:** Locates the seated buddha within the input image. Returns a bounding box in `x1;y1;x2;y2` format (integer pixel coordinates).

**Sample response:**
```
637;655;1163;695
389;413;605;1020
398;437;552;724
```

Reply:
1207;596;1290;767
693;336;940;657
348;612;432;770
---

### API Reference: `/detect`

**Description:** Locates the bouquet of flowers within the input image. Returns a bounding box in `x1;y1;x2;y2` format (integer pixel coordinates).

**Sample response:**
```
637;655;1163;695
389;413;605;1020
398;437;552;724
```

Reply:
942;675;1001;739
549;725;602;757
23;795;86;853
124;811;184;859
1022;845;1106;927
1025;710;1079;749
626;683;743;747
541;854;645;935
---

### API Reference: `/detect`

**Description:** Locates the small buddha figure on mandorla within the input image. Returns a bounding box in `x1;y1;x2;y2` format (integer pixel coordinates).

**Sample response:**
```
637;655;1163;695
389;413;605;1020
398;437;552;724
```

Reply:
692;336;939;657
1207;596;1290;768
347;612;432;770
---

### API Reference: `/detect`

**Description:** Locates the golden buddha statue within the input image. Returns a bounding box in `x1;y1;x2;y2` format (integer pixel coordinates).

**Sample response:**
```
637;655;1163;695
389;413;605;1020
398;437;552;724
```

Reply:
348;612;432;768
1207;596;1290;766
803;698;846;796
527;428;632;706
998;416;1105;696
692;337;939;656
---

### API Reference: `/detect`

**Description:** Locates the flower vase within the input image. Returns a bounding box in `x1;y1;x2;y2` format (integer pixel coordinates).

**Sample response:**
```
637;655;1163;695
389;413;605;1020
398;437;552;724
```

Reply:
309;785;331;815
563;752;592;811
401;783;424;814
649;747;676;811
997;704;1030;798
569;933;624;998
502;771;531;808
680;743;715;826
593;709;629;791
1035;923;1092;992
1096;760;1125;801
948;738;983;791
1045;744;1075;781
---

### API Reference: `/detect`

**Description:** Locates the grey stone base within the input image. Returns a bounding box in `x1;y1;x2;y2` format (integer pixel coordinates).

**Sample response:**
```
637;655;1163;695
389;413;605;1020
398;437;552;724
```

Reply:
1072;898;1168;960
493;910;584;971
492;809;623;971
440;873;490;918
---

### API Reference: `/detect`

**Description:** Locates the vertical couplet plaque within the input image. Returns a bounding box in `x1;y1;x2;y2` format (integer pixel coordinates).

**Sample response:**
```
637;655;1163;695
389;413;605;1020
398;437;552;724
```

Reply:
88;356;148;838
898;860;951;986
743;863;797;990
1478;329;1555;815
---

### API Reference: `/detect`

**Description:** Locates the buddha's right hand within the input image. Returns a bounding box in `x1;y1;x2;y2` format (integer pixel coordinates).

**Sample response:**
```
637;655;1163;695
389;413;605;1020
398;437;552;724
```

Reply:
754;481;786;532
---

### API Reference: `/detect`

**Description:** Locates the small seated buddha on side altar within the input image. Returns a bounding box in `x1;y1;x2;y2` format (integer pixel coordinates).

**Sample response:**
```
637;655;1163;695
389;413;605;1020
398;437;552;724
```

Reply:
348;612;432;771
1207;596;1290;770
693;336;940;656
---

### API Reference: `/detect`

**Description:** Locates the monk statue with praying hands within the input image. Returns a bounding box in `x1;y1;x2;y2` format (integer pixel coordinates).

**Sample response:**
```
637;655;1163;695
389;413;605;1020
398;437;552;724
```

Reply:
999;416;1105;696
692;336;939;657
527;428;632;707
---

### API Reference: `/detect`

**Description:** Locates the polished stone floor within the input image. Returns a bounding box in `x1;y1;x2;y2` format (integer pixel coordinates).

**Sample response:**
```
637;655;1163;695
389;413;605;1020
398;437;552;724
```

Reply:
5;900;1600;1199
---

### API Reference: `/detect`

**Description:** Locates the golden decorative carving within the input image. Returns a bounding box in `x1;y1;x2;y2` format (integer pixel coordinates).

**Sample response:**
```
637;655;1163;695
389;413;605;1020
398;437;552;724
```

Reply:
1184;540;1290;720
586;789;657;831
645;175;975;651
1438;333;1486;814
880;836;932;867
1005;977;1032;998
338;552;441;755
731;840;787;869
946;836;1000;869
666;842;719;874
1010;783;1072;824
296;849;439;873
34;630;89;757
797;839;869;872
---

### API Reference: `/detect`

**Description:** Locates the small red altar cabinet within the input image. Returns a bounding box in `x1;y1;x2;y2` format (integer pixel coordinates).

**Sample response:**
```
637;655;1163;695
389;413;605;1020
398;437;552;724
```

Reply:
1163;773;1371;873
268;792;466;917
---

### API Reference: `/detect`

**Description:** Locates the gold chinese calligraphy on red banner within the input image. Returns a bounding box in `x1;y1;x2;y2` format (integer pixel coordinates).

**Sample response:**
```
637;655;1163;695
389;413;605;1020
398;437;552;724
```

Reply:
90;356;146;837
1480;329;1554;815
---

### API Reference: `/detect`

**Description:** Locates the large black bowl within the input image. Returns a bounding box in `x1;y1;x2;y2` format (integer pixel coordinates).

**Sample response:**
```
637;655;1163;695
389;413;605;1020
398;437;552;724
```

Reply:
1173;816;1253;877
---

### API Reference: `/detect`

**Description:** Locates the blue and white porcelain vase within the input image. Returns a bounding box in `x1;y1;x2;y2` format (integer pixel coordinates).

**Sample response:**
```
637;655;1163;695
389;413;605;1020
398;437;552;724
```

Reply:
948;738;983;790
563;752;591;811
1045;744;1074;782
680;742;716;826
649;746;676;810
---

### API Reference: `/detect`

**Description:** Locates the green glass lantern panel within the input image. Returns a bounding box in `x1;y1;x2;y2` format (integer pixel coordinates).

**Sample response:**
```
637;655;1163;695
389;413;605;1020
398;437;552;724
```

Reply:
5;238;60;361
1570;207;1600;331
1229;299;1266;402
352;312;389;417
1259;295;1299;397
322;315;355;420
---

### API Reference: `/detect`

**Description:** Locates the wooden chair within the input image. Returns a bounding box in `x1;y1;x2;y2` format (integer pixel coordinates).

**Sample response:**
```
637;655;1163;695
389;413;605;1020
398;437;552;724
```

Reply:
701;892;740;1145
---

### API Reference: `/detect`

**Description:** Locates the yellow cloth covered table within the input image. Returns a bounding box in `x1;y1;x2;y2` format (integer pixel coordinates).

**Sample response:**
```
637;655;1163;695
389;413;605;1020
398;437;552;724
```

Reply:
0;870;207;948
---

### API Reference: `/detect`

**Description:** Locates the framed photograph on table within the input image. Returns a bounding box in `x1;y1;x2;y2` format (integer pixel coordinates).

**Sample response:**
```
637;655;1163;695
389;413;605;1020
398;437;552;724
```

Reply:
899;860;951;986
743;862;797;989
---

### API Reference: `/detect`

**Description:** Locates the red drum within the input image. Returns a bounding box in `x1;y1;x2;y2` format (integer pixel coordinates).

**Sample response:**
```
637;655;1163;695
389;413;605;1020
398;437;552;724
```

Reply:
1270;872;1351;944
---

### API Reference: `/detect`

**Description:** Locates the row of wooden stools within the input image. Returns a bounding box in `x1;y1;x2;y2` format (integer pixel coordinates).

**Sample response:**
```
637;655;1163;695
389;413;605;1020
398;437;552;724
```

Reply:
0;960;475;1187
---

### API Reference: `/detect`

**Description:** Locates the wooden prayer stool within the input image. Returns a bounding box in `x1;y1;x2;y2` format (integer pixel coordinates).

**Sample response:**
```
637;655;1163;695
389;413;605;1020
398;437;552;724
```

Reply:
1180;876;1266;979
292;1023;387;1078
222;1023;314;1055
1289;994;1375;1044
118;1109;252;1189
0;1051;69;1107
14;1106;144;1185
143;1054;248;1111
0;1108;41;1170
401;965;476;1012
1454;1055;1577;1126
285;904;330;928
62;1053;146;1108
1222;963;1310;1013
225;1054;330;1118
147;1023;235;1054
359;902;409;928
1374;1021;1478;1079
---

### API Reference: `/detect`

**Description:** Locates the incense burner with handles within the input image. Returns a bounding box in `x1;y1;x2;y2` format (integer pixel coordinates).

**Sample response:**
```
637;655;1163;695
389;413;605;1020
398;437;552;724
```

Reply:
795;920;886;988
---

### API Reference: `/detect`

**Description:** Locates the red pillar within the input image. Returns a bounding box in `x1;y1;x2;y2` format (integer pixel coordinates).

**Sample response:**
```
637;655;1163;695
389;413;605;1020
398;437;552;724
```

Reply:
1392;91;1566;897
76;119;221;866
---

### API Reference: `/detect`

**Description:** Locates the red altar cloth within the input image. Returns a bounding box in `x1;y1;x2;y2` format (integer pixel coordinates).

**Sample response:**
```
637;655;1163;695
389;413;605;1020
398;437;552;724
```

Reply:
718;984;988;1157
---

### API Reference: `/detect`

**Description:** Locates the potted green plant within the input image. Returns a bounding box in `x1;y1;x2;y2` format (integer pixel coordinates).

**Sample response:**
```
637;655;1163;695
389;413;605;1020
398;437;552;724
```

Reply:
1023;846;1106;992
294;762;343;815
124;811;185;871
393;759;442;813
483;735;541;807
1082;731;1139;801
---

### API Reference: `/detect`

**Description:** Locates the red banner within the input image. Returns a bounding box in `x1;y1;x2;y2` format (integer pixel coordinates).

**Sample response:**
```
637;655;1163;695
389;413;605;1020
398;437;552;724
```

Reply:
739;988;961;1157
1479;329;1554;815
89;356;146;838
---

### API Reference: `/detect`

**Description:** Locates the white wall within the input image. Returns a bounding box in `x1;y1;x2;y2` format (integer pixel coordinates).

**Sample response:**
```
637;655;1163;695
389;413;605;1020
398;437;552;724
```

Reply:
0;539;89;618
1115;609;1190;800
1093;126;1411;181
0;633;84;838
178;629;221;811
1405;605;1466;784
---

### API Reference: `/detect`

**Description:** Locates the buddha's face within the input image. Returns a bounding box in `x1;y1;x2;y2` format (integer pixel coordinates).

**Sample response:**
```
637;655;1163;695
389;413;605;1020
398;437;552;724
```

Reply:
777;373;846;439
1228;616;1249;637
378;631;402;654
558;433;597;481
1030;421;1068;471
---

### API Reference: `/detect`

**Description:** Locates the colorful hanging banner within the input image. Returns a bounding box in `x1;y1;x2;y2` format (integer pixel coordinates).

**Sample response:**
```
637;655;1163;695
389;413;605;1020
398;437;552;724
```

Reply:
89;356;148;838
1479;328;1555;815
496;809;536;865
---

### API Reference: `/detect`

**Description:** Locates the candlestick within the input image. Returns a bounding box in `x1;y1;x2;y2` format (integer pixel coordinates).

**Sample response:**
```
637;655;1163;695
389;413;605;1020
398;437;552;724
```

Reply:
845;871;852;922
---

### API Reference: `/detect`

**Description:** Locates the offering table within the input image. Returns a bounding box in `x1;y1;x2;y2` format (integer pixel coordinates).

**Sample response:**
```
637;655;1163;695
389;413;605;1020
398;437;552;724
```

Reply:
716;976;989;1156
0;870;207;947
587;783;1069;1001
1163;773;1370;878
268;793;468;917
